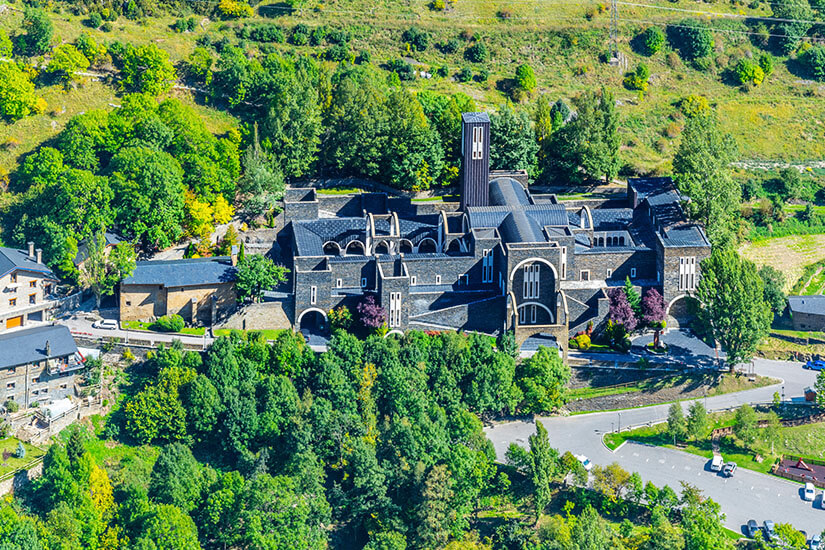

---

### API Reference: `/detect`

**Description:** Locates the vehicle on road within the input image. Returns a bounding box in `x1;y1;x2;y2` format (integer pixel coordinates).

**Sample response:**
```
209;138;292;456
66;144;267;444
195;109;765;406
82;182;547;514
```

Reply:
722;462;737;477
92;319;118;330
710;454;724;472
746;520;759;538
811;534;822;550
764;520;777;540
576;455;593;472
804;483;816;502
804;359;825;371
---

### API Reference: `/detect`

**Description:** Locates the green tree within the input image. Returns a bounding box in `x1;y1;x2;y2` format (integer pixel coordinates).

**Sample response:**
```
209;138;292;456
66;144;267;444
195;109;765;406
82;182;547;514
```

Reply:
758;265;786;316
679;483;734;550
235;254;288;303
733;404;759;446
365;531;407;550
0;29;12;57
516;346;571;414
573;505;609;550
695;249;773;370
686;401;708;440
639;26;665;55
0;502;42;550
673;114;739;246
120;44;177;96
775;523;807;548
772;0;813;54
149;443;203;513
557;88;620;184
529;420;557;519
801;45;825;81
515;63;537;94
239;125;285;219
667;402;687;443
815;369;825;408
133;504;201;550
110;146;186;250
22;8;53;55
48;44;90;83
623;276;641;318
414;464;454;548
667;19;713;61
643;507;684;550
181;375;223;438
0;62;38;121
489;103;538;177
79;234;136;308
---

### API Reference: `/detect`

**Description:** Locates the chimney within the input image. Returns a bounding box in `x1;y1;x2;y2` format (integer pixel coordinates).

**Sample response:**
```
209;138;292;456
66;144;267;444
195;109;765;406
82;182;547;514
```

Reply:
35;248;42;264
27;241;35;259
460;112;491;211
45;340;51;357
230;245;239;266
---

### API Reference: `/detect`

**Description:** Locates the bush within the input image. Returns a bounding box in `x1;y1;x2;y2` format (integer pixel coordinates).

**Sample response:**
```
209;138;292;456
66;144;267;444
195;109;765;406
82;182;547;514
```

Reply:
326;28;351;45
456;66;473;82
733;58;764;86
464;42;489;63
402;26;429;52
4;400;19;413
680;94;710;118
150;314;185;333
387;58;415;80
575;334;591;350
309;26;327;46
758;53;774;77
249;24;285;43
438;38;460;54
475;68;489;83
324;44;351;62
639;26;665;55
436;64;449;77
623;63;650;93
568;337;579;349
101;22;113;32
88;12;103;29
667;19;713;61
801;45;825;81
218;0;253;18
355;50;371;64
515;63;536;92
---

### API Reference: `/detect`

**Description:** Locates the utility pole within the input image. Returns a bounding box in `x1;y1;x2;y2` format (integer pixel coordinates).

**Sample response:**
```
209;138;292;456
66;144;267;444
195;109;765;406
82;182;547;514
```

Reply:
609;0;619;66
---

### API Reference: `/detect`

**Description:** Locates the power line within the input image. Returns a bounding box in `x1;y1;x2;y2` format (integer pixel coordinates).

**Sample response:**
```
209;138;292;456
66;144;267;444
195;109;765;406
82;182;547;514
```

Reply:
617;15;817;41
617;1;825;26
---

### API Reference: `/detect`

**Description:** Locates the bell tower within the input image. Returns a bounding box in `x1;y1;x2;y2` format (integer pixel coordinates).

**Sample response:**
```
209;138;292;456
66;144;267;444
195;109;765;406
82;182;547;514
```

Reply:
460;112;490;211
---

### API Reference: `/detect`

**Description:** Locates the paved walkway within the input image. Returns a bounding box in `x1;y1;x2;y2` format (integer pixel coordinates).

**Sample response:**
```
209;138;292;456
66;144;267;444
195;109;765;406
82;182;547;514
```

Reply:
485;359;824;535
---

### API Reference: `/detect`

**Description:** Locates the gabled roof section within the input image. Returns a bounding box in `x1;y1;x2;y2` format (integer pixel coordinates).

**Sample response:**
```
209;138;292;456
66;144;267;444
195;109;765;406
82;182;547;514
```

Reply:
462;112;491;124
0;325;78;370
490;177;530;207
123;257;236;287
0;246;56;279
628;177;674;203
291;217;367;256
788;295;825;316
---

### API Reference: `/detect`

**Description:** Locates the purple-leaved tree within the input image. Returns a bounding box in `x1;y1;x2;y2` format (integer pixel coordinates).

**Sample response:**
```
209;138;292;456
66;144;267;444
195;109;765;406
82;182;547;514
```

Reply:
642;288;667;349
608;287;637;332
356;295;386;330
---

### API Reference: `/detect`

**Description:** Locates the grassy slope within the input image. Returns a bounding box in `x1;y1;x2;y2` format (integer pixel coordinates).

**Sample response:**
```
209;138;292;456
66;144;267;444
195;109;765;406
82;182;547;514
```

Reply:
2;0;825;177
739;234;825;293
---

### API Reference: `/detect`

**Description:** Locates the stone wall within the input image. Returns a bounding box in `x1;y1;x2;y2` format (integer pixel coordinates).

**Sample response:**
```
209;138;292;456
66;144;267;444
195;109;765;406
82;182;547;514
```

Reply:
792;311;825;332
574;250;657;282
120;284;165;321
0;461;43;497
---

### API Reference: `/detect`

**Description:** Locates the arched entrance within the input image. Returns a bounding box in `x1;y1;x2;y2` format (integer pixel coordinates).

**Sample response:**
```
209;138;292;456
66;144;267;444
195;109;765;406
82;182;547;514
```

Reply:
373;241;391;255
417;238;437;254
323;241;341;256
399;239;413;254
519;332;561;356
446;239;462;255
298;308;328;340
666;295;696;331
345;241;365;255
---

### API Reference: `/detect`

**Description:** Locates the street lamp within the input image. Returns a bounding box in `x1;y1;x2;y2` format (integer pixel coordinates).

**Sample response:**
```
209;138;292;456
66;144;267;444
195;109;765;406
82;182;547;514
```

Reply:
618;412;622;432
781;385;785;403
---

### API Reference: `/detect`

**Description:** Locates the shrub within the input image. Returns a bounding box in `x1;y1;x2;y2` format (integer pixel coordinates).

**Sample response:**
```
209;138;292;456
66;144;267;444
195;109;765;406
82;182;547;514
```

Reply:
249;24;285;43
575;334;591;350
568;337;579;349
88;12;103;28
402;26;429;52
801;45;825;81
355;50;371;64
475;68;489;82
515;63;536;92
324;44;351;62
218;0;253;18
14;442;25;459
101;22;113;32
328;305;353;331
680;94;710;118
623;63;650;93
387;58;415;80
639;26;664;55
291;31;308;46
464;42;489;63
439;38;460;54
122;348;136;362
497;8;512;20
436;64;449;77
758;53;774;76
326;28;351;44
4;400;19;413
150;314;185;333
309;26;327;46
667;19;713;61
456;66;473;82
733;58;764;86
430;0;446;9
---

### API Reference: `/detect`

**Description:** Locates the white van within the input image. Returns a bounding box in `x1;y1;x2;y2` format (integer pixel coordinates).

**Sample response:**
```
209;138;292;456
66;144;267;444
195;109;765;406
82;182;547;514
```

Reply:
93;319;118;330
710;454;724;472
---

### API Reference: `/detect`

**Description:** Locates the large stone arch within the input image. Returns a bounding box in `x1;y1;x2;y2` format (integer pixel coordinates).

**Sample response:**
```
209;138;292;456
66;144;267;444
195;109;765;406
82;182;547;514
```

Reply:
516;302;555;325
399;239;414;254
417;238;438;254
509;257;559;281
446;239;463;255
297;307;328;325
385;329;404;338
665;294;695;331
373;240;392;255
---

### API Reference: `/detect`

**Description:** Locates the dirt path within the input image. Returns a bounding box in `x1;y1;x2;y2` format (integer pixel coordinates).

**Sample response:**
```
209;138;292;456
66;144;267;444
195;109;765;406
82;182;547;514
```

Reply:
739;234;825;293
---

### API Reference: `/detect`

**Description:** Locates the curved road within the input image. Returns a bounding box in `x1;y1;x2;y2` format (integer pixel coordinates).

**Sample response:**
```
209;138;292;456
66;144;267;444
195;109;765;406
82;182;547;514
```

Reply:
485;359;825;536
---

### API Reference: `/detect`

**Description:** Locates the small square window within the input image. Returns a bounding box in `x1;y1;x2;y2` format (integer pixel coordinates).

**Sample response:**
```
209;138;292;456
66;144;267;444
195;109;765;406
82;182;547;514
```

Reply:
336;279;342;288
6;382;14;390
580;270;590;281
9;298;16;307
60;384;67;389
435;275;442;285
606;269;612;278
126;301;132;306
29;294;36;304
410;276;417;286
361;278;367;288
29;281;36;288
630;268;637;278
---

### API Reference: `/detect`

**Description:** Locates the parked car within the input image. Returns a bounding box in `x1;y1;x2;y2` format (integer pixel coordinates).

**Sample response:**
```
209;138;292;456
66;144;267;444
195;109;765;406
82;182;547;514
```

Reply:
92;319;118;330
810;533;822;550
746;519;759;538
804;359;825;371
804;482;816;501
764;520;777;540
575;455;593;472
722;462;737;477
710;454;724;472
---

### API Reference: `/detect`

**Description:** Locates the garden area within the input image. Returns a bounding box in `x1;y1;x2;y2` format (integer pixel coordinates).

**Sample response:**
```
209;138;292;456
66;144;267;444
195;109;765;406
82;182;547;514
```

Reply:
604;404;825;476
0;438;46;481
120;317;206;336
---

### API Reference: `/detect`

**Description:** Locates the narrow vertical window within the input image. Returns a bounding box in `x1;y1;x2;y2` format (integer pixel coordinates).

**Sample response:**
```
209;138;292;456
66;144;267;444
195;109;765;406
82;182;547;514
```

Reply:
310;286;317;305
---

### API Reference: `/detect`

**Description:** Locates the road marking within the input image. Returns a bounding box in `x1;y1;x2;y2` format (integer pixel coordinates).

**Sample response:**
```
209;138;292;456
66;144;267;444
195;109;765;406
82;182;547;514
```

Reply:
684;466;691;471
659;459;665;464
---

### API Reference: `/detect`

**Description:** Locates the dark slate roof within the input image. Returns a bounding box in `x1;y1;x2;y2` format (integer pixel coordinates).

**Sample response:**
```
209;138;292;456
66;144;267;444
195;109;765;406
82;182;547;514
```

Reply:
466;207;511;229
292;217;367;256
123;257;236;287
74;232;125;266
629;177;674;202
0;246;55;279
592;208;633;229
490;177;530;207
462;112;490;124
525;205;570;227
660;224;710;248
0;325;78;369
500;211;543;243
788;295;825;316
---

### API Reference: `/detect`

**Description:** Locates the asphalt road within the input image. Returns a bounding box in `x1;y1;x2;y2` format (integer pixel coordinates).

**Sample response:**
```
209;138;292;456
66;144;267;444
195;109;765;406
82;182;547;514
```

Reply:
485;359;825;536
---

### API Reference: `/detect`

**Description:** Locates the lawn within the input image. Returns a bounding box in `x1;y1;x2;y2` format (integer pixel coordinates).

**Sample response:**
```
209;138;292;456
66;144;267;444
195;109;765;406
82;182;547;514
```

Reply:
120;320;206;336
0;438;46;480
740;234;825;293
213;328;288;340
604;410;825;476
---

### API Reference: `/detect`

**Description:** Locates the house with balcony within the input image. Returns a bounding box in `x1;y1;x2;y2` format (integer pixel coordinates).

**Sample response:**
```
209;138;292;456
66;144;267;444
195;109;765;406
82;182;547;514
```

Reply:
0;324;85;409
0;243;58;332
